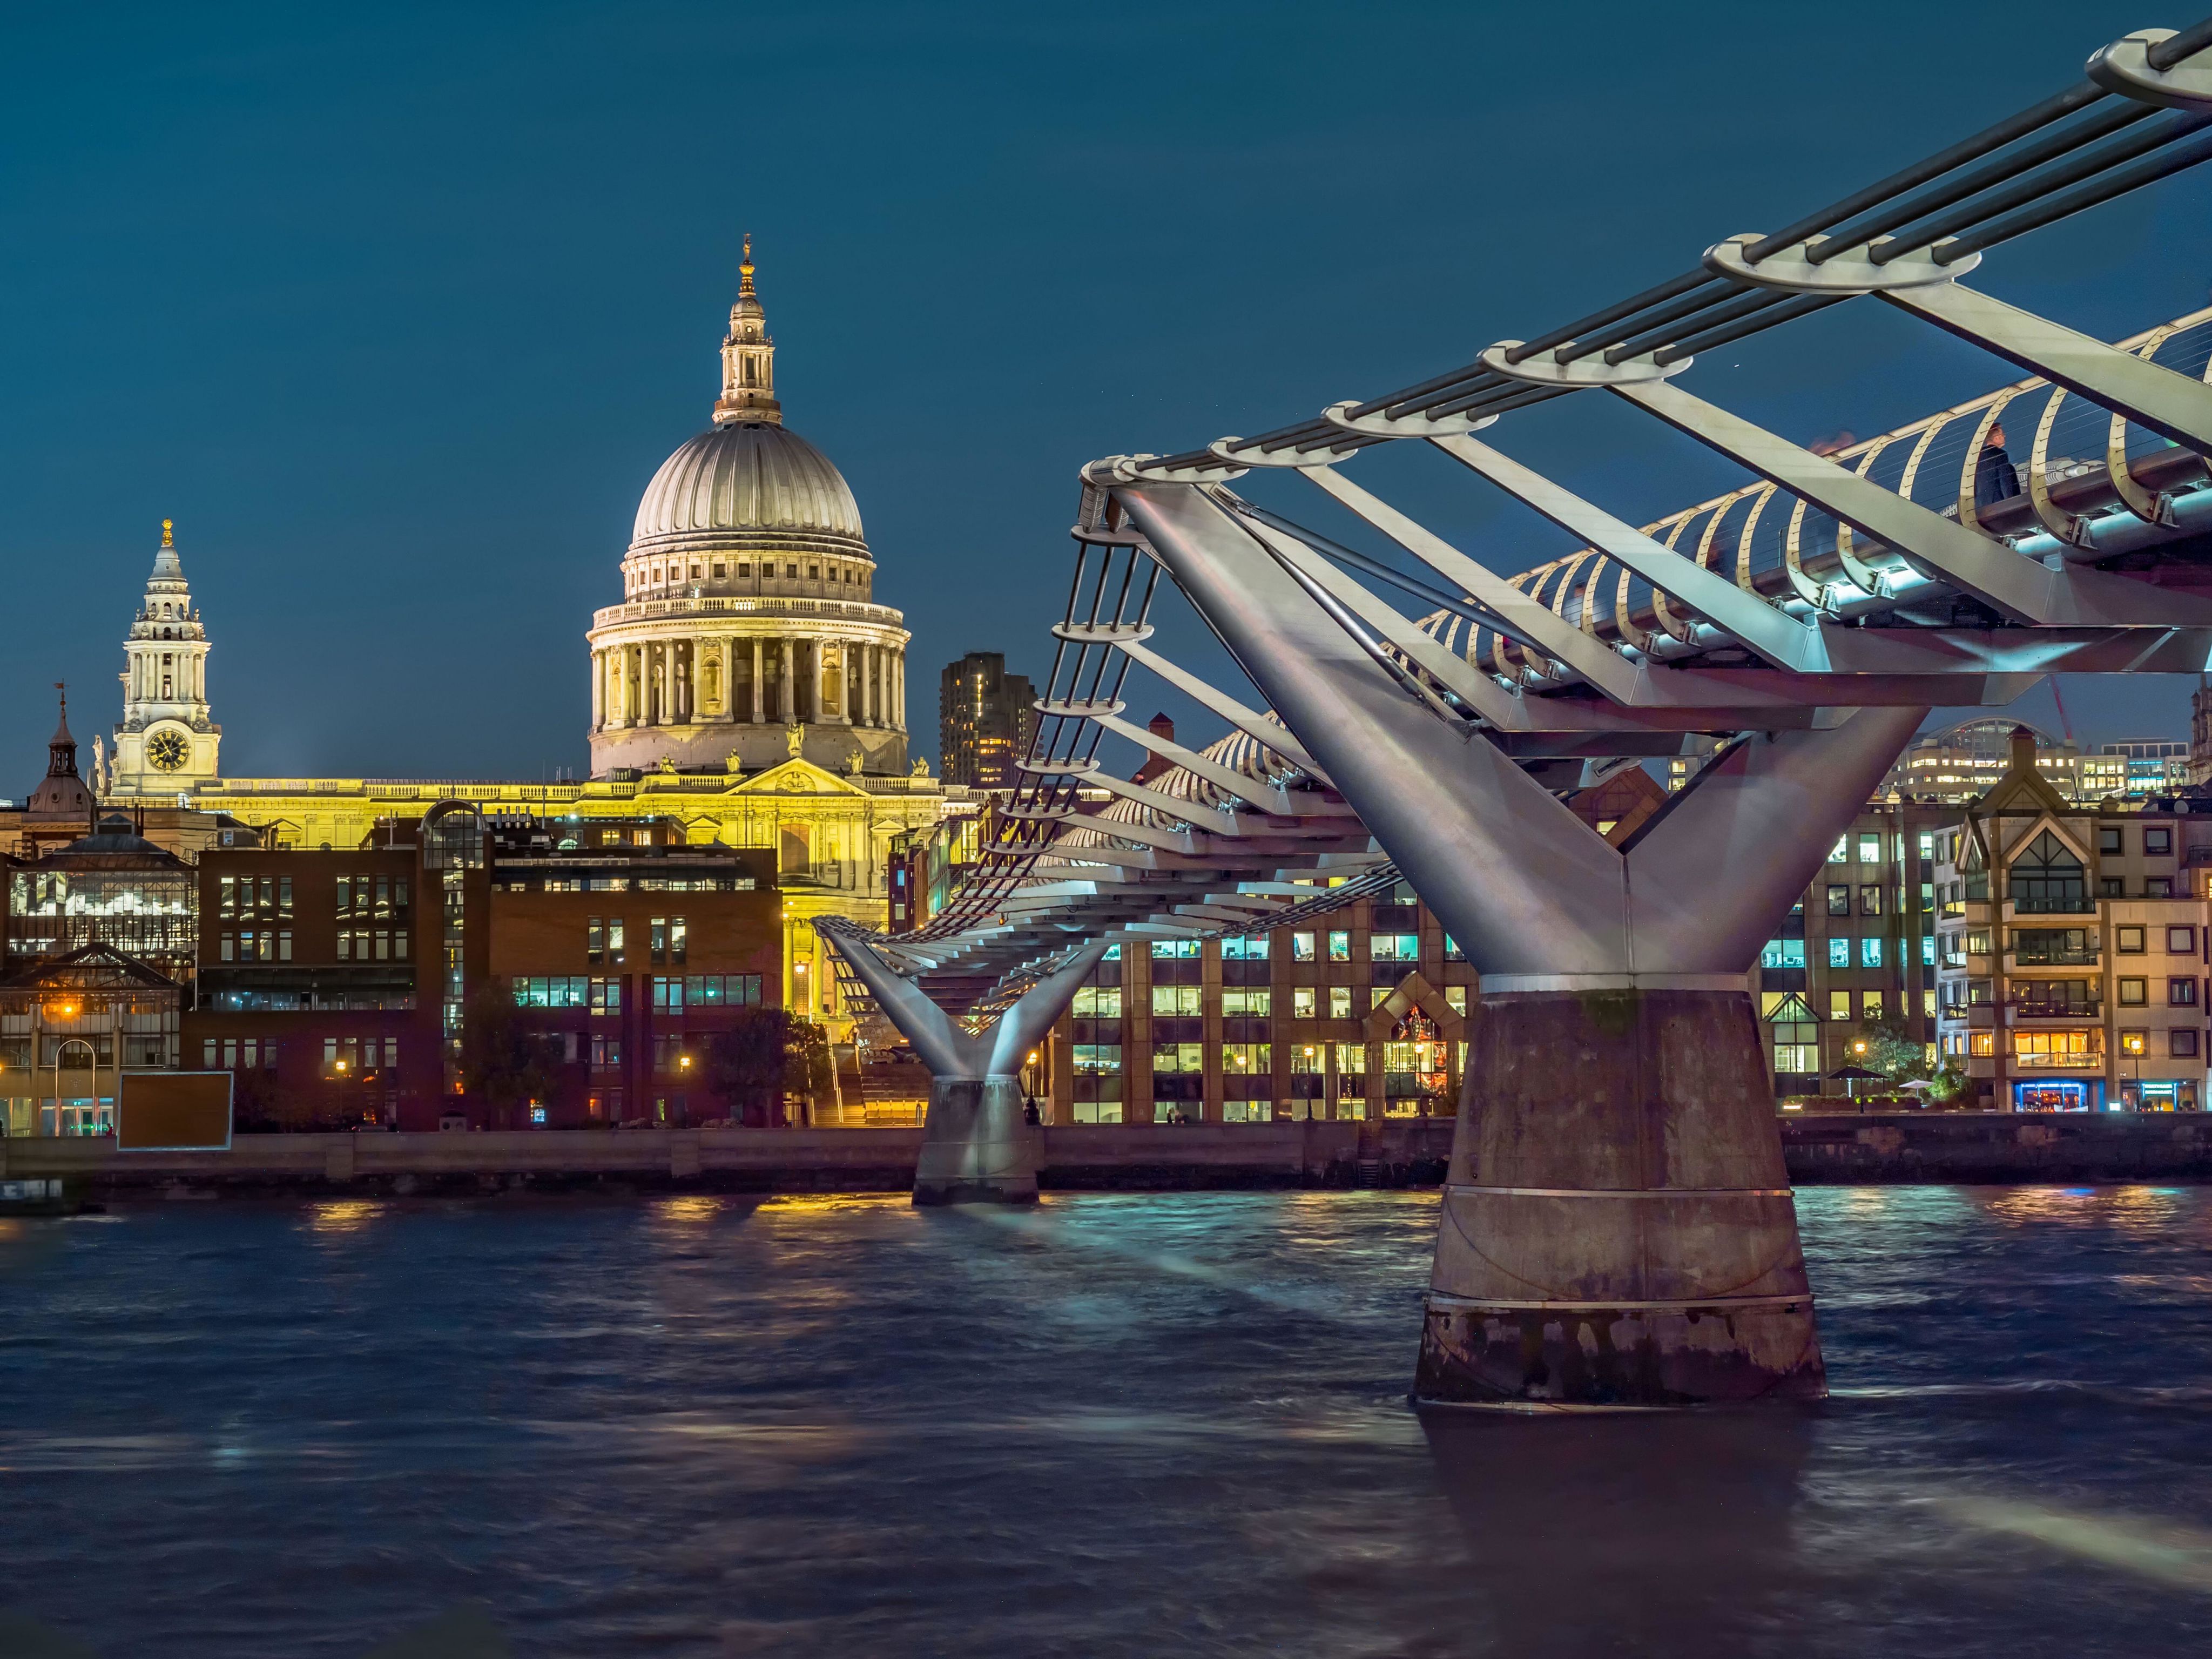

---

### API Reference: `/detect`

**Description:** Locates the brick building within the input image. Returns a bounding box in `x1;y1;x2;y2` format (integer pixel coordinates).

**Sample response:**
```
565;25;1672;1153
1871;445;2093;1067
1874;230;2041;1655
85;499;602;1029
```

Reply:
180;810;781;1129
485;817;779;1126
185;837;442;1127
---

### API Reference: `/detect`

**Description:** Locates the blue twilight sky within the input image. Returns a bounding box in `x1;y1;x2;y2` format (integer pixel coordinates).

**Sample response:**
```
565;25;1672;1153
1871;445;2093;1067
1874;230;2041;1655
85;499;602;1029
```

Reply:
4;0;2210;787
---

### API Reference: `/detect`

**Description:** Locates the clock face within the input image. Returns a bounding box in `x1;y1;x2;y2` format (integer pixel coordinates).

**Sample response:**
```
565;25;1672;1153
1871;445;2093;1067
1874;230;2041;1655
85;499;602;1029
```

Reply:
147;730;190;772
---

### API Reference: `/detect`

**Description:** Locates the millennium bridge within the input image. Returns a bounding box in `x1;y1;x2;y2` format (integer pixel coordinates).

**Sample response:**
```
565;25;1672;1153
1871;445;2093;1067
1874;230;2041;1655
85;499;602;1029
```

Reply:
822;21;2212;1408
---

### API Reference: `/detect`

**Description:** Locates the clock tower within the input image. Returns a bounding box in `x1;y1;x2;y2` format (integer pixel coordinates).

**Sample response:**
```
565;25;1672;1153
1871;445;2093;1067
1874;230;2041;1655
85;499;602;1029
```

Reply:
112;519;221;792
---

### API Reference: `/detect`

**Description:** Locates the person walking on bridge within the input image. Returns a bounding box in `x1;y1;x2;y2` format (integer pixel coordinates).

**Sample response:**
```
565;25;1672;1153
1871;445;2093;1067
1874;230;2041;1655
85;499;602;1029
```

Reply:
1975;421;2022;511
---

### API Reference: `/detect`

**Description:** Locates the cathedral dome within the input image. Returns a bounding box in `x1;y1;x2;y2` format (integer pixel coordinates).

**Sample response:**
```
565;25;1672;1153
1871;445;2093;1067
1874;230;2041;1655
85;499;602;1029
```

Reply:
630;420;866;555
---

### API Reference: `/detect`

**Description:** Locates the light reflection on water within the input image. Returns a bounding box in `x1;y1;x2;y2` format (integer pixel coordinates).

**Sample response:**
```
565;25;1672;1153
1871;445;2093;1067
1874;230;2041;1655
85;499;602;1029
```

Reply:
0;1185;2210;1656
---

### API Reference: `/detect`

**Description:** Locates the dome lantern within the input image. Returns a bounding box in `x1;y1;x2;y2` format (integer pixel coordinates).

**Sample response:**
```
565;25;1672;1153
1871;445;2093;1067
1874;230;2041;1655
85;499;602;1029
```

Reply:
714;233;781;426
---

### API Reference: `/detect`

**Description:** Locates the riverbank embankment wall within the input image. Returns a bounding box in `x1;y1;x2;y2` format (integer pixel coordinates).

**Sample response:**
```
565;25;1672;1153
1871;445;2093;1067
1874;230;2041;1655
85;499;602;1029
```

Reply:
9;1114;2212;1196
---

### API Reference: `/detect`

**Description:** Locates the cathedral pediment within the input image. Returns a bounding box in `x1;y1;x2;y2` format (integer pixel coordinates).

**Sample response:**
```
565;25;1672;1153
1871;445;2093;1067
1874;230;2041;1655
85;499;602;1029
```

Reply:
731;759;871;797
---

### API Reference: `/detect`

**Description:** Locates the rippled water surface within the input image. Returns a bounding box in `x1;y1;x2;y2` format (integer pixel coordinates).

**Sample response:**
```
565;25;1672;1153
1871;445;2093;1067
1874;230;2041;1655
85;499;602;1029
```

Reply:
6;1185;2212;1656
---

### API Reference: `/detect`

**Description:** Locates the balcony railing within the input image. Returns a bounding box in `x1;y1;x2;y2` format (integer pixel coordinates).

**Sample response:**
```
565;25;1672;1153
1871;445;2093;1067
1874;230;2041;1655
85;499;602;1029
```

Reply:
2013;1047;2105;1069
2009;950;2100;967
2010;997;2102;1019
2009;895;2096;915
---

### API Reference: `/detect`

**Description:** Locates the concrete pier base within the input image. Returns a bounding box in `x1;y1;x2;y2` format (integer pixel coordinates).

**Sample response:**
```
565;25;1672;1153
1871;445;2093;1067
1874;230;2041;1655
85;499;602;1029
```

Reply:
1415;988;1825;1409
913;1077;1042;1205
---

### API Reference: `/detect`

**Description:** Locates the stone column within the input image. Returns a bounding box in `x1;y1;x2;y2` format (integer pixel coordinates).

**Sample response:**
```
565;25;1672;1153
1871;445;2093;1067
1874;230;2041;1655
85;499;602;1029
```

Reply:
750;638;764;723
780;638;794;725
590;650;603;731
864;644;876;726
893;651;905;731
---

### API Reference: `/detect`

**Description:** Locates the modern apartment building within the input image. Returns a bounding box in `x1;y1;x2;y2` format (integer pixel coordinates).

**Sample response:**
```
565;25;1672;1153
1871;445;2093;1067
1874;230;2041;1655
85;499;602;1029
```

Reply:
1932;727;2210;1112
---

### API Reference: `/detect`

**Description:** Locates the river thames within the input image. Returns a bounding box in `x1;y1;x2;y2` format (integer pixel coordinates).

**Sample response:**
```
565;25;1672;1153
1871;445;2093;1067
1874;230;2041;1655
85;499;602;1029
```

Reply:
4;1185;2211;1655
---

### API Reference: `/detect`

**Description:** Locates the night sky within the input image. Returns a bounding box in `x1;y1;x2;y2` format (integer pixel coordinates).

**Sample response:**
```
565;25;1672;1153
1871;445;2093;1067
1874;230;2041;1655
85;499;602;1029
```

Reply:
5;1;2208;787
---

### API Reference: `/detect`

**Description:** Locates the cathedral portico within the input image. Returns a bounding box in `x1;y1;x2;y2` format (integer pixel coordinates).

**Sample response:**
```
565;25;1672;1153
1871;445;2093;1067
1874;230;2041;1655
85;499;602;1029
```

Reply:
586;241;912;782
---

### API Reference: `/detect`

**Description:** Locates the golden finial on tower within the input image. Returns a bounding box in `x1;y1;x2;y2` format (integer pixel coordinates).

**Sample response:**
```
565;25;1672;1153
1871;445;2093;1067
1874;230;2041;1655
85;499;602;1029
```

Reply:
739;232;755;294
161;518;174;547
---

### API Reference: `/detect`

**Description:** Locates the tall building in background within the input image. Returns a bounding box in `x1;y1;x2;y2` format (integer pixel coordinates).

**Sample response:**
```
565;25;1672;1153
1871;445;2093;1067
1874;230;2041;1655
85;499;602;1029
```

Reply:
938;651;1035;788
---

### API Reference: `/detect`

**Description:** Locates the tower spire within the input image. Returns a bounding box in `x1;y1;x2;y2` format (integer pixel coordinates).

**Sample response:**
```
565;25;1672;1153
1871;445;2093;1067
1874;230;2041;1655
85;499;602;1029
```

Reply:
112;519;220;790
48;683;77;777
714;234;780;425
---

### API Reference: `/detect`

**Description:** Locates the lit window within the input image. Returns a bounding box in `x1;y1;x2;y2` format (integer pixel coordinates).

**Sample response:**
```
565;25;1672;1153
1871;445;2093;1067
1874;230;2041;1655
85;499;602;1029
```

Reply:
1292;987;1316;1019
1328;987;1351;1020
